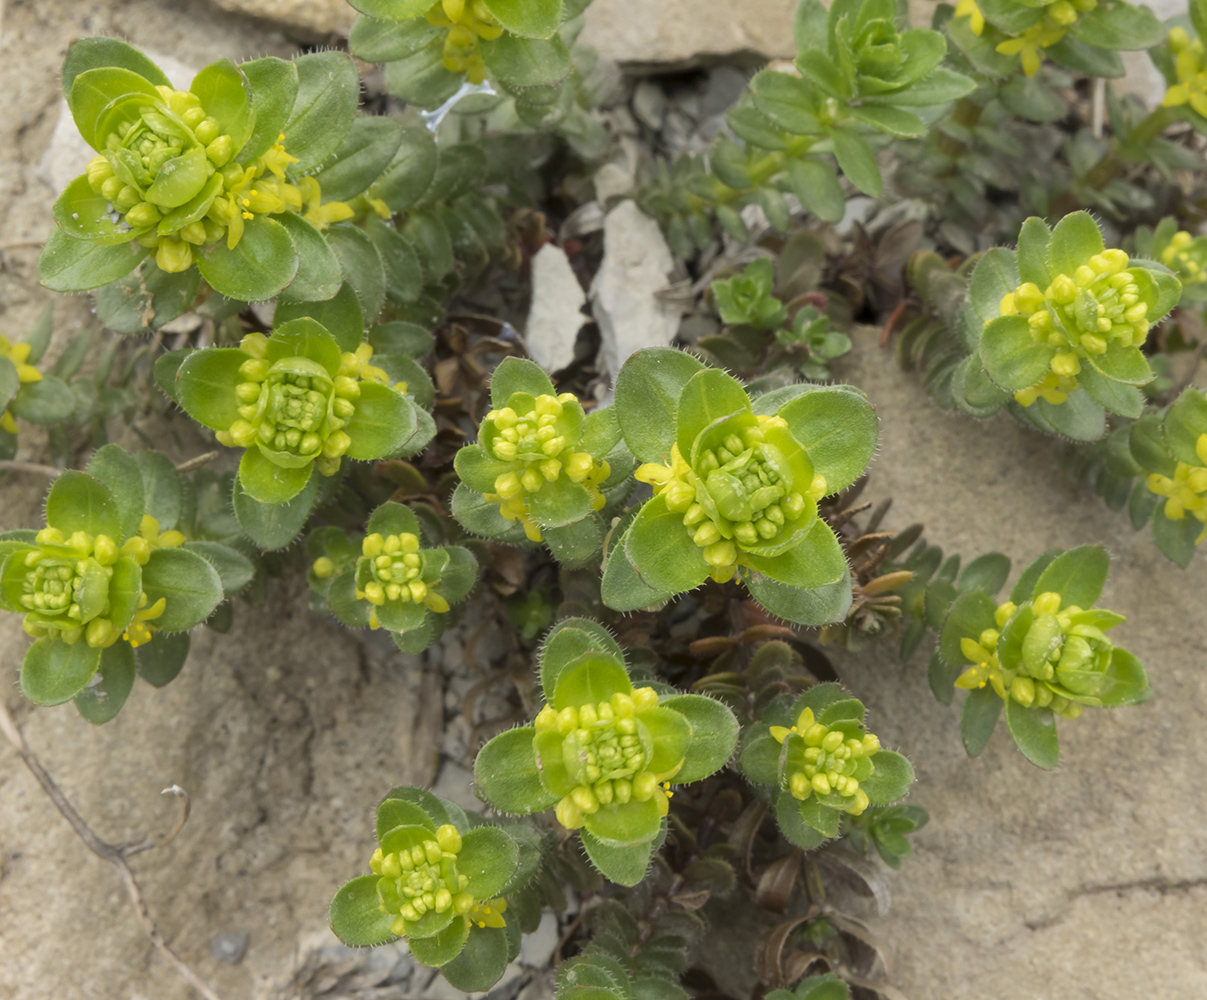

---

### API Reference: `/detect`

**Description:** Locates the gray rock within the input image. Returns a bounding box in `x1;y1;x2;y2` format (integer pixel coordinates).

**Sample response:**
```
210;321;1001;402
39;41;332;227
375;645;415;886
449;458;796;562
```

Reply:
632;80;668;131
590;200;680;383
525;244;586;374
518;910;559;969
431;760;482;812
699;65;750;118
210;930;250;964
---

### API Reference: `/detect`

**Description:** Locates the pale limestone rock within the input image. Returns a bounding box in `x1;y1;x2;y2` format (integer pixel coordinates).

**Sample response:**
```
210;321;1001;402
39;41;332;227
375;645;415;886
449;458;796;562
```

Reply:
525;243;586;373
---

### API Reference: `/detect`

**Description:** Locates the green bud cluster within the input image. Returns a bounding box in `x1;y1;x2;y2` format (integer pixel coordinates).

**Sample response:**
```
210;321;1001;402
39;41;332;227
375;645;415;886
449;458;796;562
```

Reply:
535;687;671;830
369;824;492;936
353;530;451;629
637;414;820;583
957;592;1122;718
216;333;390;477
772;706;880;816
1159;230;1207;286
999;249;1149;406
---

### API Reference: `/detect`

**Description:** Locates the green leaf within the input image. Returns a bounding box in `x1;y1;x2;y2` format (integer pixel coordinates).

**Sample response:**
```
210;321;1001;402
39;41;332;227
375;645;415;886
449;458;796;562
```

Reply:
374;126;439;210
798;794;841;837
1097;647;1150;707
348;0;434;18
46;471;120;540
276;285;363;354
141;547;224;631
489;360;556;412
848;105;924;138
183;541;254;597
675;369;750;462
1031;545;1108;608
659;694;738;783
1151;508;1200;567
875;66;975;106
21;639;103;706
196;215;299;302
474;726;557;814
382;26;460;108
614;348;705;464
830;128;881;197
480;0;564;38
552;653;633;710
457;827;520;900
0;357;17;411
95;262;200;334
1162;388;1207;466
1009;549;1060;604
744;561;852;627
409;914;469;966
62;38;170;95
11;375;76;425
774;790;828;849
1016;216;1052;289
1047;211;1104;279
600;529;675;613
1088;346;1153;387
960;685;1001;757
787;159;845;224
69;66;162;151
1069;1;1161;50
283;51;360;176
135;631;190;687
364;216;424;305
238;56;299;163
441;924;510;992
371;320;433;358
367;500;421;538
39;229;148;292
957;553;1011;596
176;348;244;431
313;115;403;203
580;830;655;887
326;225;388;323
540;619;625;699
543;517;603;565
968;247;1021;328
74;642;136;725
1029;390;1106;443
1004;698;1059;770
861;750;913;804
481;33;572;88
190;59;254;153
54;174;148;246
623;496;709;595
237;447;314;505
87;444;144;541
740;729;782;786
449;482;528;542
776;386;878;494
377;798;437;839
939;589;997;666
275;214;344;305
983;319;1059;396
345;382;417;460
329;875;398;947
233;466;317;549
1079;363;1144;418
745;519;848;591
526;477;592;530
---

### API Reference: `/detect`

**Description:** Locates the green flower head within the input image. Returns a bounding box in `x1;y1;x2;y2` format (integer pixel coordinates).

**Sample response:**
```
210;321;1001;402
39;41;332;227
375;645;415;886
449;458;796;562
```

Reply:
0;457;226;717
330;788;525;990
175;318;418;504
316;502;477;650
453;358;621;546
941;547;1149;769
712;258;787;330
1139;217;1207;303
975;213;1181;422
740;683;913;849
1132;387;1207;558
474;619;738;885
605;352;878;627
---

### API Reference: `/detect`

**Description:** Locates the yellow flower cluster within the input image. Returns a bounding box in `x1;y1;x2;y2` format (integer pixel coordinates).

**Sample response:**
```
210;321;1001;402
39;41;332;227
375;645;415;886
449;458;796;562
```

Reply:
482;393;609;543
1147;430;1207;542
1159;230;1207;285
534;687;676;830
425;0;503;84
1164;27;1207;118
956;0;1098;76
355;531;451;629
998;249;1148;406
217;334;393;476
369;824;505;935
770;707;880;816
956;593;1087;719
0;334;42;434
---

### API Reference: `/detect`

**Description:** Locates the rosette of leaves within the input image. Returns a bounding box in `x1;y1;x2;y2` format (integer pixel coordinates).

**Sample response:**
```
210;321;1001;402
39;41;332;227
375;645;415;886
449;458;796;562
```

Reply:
318;501;477;653
0;307;75;462
739;683;914;850
938;546;1149;769
347;0;579;118
602;349;878;626
452;357;632;563
1135;217;1207;304
40;38;364;306
1127;387;1207;567
0;447;238;722
172;317;420;505
846;803;929;869
969;212;1180;438
946;0;1162;80
766;972;854;1000
473;618;739;885
330;786;535;993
